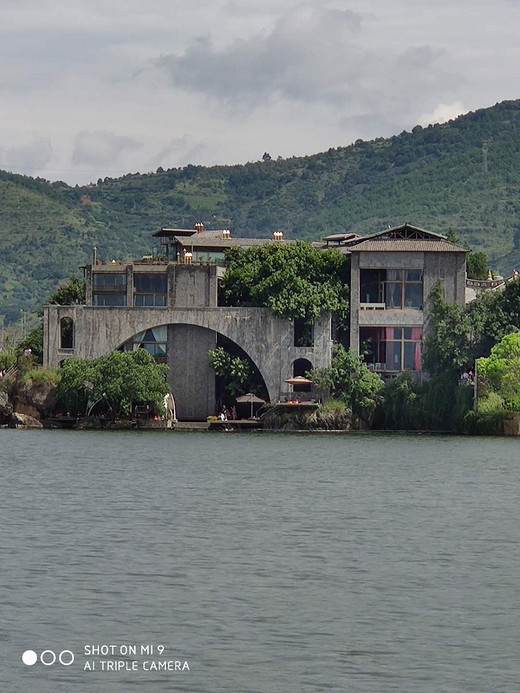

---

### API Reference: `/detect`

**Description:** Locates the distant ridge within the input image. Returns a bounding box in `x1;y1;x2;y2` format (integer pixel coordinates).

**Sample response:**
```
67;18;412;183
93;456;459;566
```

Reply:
2;98;520;322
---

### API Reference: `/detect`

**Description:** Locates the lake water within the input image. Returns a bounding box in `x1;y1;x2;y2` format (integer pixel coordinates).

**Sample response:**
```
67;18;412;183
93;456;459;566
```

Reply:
1;430;519;692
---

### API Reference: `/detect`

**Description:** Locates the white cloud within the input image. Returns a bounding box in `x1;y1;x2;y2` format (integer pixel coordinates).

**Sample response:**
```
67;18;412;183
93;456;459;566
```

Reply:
419;102;467;127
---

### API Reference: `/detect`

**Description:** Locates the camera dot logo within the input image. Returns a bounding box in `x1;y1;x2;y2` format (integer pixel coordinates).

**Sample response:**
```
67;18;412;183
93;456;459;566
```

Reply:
22;650;74;667
22;650;37;666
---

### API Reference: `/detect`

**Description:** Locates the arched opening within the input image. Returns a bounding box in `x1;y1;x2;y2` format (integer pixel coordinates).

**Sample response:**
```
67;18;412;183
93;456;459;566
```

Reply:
117;323;270;421
60;317;74;349
213;334;269;417
292;358;313;392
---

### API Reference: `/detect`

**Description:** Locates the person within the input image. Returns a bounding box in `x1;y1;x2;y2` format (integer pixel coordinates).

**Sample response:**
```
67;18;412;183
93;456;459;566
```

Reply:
461;370;469;384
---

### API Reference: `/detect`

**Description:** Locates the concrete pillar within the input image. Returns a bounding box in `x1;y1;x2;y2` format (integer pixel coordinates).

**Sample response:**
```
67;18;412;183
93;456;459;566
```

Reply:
349;254;360;355
126;265;134;307
85;267;93;306
167;324;217;420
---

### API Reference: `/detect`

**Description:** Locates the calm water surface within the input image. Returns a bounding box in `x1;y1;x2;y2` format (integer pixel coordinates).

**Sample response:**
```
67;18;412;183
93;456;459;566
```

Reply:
1;430;519;692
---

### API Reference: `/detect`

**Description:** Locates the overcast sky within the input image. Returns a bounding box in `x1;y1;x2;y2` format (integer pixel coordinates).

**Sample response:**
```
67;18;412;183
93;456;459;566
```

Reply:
1;0;519;184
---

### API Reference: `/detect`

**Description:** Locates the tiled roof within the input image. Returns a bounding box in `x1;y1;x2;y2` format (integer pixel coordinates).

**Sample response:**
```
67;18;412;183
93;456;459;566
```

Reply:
174;235;294;248
346;239;469;253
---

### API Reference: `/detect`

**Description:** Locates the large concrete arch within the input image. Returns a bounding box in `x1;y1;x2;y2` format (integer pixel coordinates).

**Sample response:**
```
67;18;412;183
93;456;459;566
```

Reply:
44;305;332;406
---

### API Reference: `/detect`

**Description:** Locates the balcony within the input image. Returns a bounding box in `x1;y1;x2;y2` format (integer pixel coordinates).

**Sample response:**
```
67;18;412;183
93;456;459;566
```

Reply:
360;302;385;310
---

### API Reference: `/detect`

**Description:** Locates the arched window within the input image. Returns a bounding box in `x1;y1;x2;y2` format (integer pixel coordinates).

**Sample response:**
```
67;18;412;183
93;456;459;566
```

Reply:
292;358;313;392
293;358;312;377
60;317;74;349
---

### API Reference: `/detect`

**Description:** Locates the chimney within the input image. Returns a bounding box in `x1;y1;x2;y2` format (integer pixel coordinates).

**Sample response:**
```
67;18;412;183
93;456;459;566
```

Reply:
194;222;204;233
272;230;284;241
92;246;98;266
222;229;231;239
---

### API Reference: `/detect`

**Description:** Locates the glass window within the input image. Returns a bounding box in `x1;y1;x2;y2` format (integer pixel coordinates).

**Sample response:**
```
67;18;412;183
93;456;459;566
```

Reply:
404;340;422;371
92;293;126;306
140;343;166;356
405;269;422;281
360;327;422;372
361;269;423;311
385;283;402;308
386;269;403;281
404;283;423;309
135;294;166;307
385;342;402;371
93;273;126;289
134;274;167;293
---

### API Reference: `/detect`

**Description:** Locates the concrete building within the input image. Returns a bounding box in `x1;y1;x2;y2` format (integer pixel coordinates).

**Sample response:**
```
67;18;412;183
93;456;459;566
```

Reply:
43;222;468;417
320;223;468;376
43;226;331;420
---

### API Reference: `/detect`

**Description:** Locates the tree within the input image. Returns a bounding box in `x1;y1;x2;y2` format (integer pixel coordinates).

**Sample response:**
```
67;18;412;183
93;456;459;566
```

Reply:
17;326;43;361
422;282;472;377
310;344;384;422
477;332;520;410
45;275;85;308
220;242;349;324
466;251;488;280
57;350;168;417
446;229;460;244
209;346;250;398
423;277;520;378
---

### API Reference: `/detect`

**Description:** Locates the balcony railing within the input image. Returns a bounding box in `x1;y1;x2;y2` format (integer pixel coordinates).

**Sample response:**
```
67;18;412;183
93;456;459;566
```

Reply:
360;302;385;310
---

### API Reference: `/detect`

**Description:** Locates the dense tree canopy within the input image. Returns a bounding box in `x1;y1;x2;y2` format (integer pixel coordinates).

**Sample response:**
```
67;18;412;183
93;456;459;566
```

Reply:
466;251;488;280
209;346;250;397
477;332;520;411
220;242;349;323
423;277;520;377
57;350;168;417
44;274;85;308
310;344;384;422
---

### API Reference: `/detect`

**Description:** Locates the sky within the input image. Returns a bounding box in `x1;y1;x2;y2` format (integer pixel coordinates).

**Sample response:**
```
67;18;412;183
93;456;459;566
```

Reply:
1;0;519;185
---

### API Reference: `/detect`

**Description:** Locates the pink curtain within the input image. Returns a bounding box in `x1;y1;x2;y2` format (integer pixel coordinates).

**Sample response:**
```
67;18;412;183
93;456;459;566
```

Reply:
414;342;422;371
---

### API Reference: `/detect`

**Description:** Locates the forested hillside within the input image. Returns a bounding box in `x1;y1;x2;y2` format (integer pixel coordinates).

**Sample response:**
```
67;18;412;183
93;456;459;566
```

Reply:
3;98;520;323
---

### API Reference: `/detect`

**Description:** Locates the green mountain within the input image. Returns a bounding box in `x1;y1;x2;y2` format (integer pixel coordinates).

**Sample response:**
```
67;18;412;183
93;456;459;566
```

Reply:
3;98;520;323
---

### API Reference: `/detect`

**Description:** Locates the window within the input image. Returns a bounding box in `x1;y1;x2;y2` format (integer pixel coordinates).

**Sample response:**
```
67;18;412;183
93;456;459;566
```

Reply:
134;274;167;306
360;327;422;372
294;319;314;347
92;273;126;289
60;317;74;349
93;293;126;306
360;269;423;309
92;273;127;306
130;326;167;363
